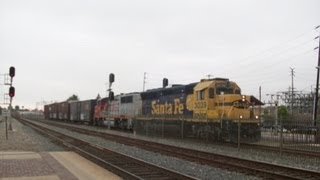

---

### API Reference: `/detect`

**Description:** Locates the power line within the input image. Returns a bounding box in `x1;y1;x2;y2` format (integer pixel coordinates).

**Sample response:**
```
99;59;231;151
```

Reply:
214;30;316;75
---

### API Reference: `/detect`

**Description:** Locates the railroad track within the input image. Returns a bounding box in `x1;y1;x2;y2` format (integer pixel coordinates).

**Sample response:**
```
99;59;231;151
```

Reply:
23;117;320;180
17;118;197;180
29;116;320;159
239;143;320;158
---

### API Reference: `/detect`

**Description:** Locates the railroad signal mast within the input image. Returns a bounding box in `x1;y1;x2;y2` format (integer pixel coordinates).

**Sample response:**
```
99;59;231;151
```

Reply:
8;66;16;126
3;66;16;138
8;66;15;99
108;73;115;101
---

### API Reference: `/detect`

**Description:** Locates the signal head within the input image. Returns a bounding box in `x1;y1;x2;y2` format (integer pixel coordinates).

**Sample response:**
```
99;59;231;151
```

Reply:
9;66;15;78
109;73;115;83
9;86;15;97
163;78;168;88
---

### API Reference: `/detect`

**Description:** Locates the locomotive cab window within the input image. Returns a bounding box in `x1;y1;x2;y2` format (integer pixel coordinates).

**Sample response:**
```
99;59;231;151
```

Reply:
209;88;215;98
121;96;133;103
197;90;205;100
217;87;233;95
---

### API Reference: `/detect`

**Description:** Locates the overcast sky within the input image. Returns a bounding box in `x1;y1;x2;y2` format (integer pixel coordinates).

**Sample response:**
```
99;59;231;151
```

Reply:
0;0;319;109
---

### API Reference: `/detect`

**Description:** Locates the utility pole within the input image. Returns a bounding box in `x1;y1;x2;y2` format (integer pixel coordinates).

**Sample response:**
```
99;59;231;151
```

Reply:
259;86;262;123
314;25;320;126
266;93;280;130
143;72;147;92
290;67;295;114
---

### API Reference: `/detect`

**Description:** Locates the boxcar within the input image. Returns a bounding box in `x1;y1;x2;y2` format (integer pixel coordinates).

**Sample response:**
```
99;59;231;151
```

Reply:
48;103;59;120
44;105;49;119
58;101;70;120
79;99;97;123
70;101;81;121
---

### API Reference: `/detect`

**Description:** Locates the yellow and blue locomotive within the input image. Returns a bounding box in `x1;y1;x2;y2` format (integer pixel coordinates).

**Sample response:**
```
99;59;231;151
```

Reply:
134;78;263;142
44;77;263;142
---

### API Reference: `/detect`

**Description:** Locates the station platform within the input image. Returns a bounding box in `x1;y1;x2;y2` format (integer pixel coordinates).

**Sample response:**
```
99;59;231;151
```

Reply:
0;151;121;180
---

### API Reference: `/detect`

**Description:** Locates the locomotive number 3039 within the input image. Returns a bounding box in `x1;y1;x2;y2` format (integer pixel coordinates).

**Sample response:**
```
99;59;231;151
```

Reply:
194;101;207;109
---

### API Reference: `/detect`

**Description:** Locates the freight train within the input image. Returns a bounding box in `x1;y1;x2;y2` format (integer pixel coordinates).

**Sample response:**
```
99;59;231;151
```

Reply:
44;78;263;142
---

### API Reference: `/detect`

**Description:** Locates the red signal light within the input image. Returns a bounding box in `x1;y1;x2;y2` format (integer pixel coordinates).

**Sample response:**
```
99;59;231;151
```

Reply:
9;87;15;97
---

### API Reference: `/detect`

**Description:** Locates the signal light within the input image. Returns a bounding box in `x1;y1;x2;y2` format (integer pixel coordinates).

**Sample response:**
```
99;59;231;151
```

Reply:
9;86;15;97
163;78;168;88
9;66;15;78
109;73;115;83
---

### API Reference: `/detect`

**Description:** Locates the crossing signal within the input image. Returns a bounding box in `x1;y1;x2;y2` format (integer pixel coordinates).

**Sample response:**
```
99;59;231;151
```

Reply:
9;67;15;78
9;86;15;97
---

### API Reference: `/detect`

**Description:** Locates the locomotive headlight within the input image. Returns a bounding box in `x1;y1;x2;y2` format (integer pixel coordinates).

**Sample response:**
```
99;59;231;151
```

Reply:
241;95;246;102
255;115;259;119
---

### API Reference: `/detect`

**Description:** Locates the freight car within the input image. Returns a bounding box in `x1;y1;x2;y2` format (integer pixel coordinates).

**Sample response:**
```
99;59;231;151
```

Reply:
57;101;69;120
45;99;96;124
46;103;58;119
134;78;263;142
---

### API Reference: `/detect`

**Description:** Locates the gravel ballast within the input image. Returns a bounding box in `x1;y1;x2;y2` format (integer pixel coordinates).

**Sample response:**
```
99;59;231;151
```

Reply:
28;119;259;180
25;117;320;179
33;118;320;172
0;117;65;152
60;121;320;171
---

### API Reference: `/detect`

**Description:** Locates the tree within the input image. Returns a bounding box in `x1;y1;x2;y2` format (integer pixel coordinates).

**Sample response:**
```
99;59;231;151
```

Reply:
15;105;20;110
278;105;289;120
67;94;79;101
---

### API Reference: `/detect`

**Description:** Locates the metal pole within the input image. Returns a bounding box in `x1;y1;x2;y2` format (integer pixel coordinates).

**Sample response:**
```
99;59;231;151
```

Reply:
161;117;164;138
259;86;261;124
314;31;320;126
275;100;278;135
238;115;241;151
181;116;184;139
290;68;295;114
280;116;283;156
143;72;146;92
5;116;8;140
8;98;13;131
